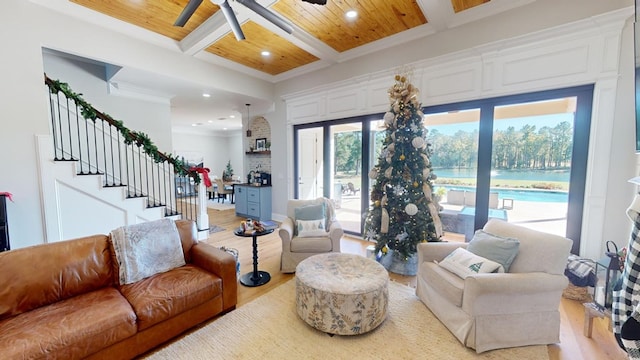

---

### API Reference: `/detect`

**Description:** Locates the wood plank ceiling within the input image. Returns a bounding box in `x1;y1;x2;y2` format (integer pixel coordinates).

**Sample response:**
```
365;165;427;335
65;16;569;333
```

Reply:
70;0;490;76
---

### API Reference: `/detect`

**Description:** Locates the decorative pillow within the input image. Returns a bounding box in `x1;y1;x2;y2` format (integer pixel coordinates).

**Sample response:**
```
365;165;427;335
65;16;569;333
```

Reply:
296;219;327;237
294;203;326;235
467;230;520;272
437;247;504;279
110;218;186;285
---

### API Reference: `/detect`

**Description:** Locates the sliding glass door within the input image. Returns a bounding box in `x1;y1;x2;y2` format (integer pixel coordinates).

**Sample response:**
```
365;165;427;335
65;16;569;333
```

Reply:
294;85;592;251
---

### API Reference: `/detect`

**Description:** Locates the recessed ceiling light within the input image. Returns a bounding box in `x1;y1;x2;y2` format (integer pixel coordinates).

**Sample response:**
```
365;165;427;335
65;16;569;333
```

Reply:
346;10;357;19
208;120;214;123
223;128;228;130
202;93;211;98
230;115;236;118
261;50;270;56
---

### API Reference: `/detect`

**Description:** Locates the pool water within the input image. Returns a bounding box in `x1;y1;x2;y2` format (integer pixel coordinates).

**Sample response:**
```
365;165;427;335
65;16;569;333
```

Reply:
442;186;568;203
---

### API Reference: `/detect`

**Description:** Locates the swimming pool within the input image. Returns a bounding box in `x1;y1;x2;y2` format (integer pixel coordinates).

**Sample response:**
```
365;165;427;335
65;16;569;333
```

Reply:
441;186;568;203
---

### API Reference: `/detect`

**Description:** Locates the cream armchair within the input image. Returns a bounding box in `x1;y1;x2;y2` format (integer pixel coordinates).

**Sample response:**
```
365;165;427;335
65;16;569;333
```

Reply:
416;218;572;353
278;197;343;273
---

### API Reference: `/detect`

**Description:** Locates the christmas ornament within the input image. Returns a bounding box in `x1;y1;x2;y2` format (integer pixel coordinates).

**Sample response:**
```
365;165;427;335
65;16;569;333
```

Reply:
405;203;418;216
412;137;425;149
369;168;378;179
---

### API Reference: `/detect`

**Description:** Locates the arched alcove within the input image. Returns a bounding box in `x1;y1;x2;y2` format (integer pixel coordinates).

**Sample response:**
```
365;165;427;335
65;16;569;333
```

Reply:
245;116;272;184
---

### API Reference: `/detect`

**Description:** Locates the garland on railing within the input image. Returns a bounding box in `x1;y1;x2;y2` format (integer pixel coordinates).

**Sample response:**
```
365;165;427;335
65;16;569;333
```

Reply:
45;75;200;184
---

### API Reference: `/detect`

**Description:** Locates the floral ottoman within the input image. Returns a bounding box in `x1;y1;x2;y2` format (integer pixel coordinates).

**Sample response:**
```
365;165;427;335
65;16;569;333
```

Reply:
295;253;389;335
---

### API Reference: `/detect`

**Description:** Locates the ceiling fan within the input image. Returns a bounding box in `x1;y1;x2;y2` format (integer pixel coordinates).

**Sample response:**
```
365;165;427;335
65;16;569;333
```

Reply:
174;0;295;41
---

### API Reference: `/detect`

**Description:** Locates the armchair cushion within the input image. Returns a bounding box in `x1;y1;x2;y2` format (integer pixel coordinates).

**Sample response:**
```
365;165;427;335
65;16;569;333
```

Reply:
438;247;504;279
467;230;520;272
296;219;326;237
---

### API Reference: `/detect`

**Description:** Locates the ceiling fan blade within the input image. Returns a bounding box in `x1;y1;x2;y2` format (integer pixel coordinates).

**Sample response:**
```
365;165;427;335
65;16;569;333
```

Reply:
236;0;293;34
174;0;204;27
218;0;245;41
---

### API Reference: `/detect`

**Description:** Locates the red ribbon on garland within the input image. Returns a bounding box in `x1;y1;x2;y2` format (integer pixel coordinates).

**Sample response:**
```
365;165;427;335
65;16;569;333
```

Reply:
0;192;14;202
189;167;212;188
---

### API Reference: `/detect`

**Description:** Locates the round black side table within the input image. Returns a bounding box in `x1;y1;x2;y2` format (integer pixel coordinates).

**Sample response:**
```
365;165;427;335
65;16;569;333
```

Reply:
233;228;274;287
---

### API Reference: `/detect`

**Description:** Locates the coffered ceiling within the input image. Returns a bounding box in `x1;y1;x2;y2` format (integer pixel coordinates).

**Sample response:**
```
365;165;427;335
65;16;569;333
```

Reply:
67;0;503;78
38;0;536;132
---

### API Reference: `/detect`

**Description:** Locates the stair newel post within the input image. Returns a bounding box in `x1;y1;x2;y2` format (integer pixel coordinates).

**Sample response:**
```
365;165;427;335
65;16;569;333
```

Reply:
196;176;209;236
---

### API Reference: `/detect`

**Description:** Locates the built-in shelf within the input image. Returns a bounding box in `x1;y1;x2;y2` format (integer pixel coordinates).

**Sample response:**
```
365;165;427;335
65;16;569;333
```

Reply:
246;150;271;155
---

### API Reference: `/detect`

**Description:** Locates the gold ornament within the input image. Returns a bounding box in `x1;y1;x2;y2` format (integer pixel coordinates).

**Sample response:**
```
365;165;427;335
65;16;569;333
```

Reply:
399;154;405;161
374;200;380;207
382;246;388;254
413;181;419;187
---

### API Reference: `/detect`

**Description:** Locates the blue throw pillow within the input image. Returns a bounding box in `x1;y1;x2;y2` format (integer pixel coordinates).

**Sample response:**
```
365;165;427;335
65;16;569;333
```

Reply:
467;230;520;272
294;203;326;235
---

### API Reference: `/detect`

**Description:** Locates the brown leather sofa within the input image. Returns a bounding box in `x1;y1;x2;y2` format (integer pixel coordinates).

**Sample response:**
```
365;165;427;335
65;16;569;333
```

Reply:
0;220;237;359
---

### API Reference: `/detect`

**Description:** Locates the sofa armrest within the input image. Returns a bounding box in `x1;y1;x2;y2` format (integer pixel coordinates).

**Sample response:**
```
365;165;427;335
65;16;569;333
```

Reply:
190;243;238;311
462;272;568;315
417;242;467;264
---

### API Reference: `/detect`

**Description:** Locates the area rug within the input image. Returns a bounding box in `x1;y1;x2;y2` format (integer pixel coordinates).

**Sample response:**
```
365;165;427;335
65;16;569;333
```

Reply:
143;279;549;360
208;225;225;234
206;199;234;211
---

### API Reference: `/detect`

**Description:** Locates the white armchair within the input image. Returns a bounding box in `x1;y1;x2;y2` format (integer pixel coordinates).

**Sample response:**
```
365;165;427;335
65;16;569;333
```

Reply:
278;197;343;273
416;218;572;353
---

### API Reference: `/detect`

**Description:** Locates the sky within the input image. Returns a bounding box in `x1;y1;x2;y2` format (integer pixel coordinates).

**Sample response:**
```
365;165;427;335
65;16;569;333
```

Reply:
428;113;575;136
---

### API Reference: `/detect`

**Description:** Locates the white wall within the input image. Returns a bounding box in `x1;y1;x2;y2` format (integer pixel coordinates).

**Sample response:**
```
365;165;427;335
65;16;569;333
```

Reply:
43;52;173;151
172;130;243;181
271;1;636;261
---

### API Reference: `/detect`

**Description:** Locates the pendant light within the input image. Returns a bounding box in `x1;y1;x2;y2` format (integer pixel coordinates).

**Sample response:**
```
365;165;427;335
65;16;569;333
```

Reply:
245;104;252;137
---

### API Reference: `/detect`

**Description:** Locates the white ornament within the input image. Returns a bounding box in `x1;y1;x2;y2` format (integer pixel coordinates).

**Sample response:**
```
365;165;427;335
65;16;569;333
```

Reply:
405;203;418;216
412;137;425;149
368;169;378;179
383;112;394;125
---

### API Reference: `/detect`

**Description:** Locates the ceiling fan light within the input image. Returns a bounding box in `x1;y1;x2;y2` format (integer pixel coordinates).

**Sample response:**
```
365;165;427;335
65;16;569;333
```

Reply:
346;10;358;19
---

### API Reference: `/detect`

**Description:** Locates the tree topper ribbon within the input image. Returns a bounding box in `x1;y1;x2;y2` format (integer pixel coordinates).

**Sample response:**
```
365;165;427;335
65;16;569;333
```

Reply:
0;192;14;202
189;167;212;187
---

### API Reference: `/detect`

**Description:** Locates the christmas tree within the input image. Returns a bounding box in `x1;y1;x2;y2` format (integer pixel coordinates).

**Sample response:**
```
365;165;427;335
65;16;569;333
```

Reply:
364;74;443;264
223;160;234;181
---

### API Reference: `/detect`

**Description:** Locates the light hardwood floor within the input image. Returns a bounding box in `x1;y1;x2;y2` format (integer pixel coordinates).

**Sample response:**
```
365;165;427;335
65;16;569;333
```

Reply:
203;208;628;360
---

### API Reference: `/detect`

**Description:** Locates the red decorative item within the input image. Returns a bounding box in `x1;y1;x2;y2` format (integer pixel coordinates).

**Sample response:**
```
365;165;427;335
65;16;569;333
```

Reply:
0;192;14;202
189;167;212;188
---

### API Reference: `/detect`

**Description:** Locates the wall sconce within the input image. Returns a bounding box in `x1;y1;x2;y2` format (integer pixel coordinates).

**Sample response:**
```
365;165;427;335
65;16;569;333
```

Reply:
245;104;252;137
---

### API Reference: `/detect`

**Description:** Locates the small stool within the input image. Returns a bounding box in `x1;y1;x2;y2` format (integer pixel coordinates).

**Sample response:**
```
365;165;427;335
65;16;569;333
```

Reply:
295;253;389;335
583;302;612;338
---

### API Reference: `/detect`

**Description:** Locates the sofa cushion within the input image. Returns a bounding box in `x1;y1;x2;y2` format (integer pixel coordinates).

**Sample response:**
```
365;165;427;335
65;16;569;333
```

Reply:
467;230;520;272
421;261;465;307
0;235;113;320
0;287;136;360
438;247;504;279
119;264;222;331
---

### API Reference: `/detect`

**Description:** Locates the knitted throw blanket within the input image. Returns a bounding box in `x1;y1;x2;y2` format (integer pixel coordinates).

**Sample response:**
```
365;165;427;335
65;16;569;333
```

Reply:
111;218;186;285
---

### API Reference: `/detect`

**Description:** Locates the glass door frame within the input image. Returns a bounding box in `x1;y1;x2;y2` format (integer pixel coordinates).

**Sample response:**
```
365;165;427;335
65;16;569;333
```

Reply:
423;84;593;253
293;84;593;251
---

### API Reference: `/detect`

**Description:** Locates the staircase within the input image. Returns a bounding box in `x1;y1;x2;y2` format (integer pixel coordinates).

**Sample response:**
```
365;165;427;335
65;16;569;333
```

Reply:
37;75;210;242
